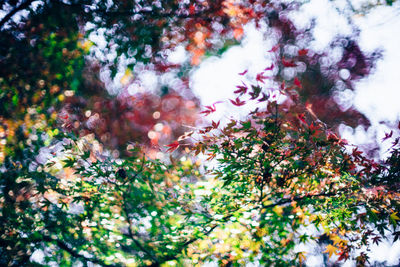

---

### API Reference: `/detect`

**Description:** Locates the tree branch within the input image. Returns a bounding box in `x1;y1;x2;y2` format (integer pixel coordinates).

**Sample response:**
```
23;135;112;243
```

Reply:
0;0;34;29
42;236;120;267
121;190;160;265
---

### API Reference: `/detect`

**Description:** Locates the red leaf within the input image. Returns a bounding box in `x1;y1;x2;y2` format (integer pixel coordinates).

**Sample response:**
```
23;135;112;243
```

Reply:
282;57;297;67
298;113;307;124
165;141;180;152
238;69;248;75
211;120;220;128
230;97;246;106
294;77;302;88
268;44;279;53
234;83;247;94
264;63;274;71
298;49;308;56
256;72;270;83
200;101;222;116
382;130;393;141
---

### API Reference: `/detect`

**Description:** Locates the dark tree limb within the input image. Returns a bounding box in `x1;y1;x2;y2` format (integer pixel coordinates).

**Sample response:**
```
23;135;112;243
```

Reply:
42;236;120;267
0;0;35;29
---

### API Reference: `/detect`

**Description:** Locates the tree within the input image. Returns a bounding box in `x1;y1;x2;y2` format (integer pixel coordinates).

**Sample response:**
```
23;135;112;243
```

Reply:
1;0;399;266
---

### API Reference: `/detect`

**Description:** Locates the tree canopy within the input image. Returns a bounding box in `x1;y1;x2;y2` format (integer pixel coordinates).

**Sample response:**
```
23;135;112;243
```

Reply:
1;0;399;266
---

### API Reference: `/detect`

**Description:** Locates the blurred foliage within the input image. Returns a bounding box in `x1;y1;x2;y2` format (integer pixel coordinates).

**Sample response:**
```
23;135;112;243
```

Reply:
1;0;399;266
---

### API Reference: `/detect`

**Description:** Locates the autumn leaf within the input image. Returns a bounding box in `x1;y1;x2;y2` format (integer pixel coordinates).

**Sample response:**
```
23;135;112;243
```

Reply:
200;101;222;116
382;130;393;141
268;44;279;53
293;77;302;88
211;120;220;129
256;72;270;83
230;97;246;106
298;49;308;56
238;69;248;76
390;212;400;226
324;244;338;258
282;57;297;67
234;83;247;94
297;251;307;265
165;141;180;152
264;63;274;71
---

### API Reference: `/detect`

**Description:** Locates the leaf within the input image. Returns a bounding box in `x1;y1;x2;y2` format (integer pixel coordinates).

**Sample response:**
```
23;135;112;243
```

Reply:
250;85;262;99
382;130;393;141
298;49;308;56
390;212;400;226
297;251;307;265
282;57;297;67
268;44;279;52
230;97;246;106
165;141;180;152
211;120;220;129
372;235;382;245
324;244;338;259
258;92;269;102
256;72;270;83
293;77;302;88
238;69;248;75
234;83;247;94
264;63;274;71
200;101;222;116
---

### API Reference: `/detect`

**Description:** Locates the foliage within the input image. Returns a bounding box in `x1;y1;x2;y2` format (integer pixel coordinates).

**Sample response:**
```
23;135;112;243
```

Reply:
1;0;400;266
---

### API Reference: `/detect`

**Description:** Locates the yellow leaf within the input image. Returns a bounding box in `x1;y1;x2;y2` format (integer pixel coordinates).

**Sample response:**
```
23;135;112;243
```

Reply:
273;205;283;216
324;244;338;259
330;234;347;246
390;212;400;221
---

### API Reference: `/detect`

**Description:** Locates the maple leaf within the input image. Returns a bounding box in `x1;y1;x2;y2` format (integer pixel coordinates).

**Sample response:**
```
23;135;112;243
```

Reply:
165;141;180;152
258;92;269;102
264;63;274;71
324;244;338;258
211;120;220;128
268;44;279;53
393;231;400;243
230;97;246;106
382;130;393;141
200;101;222;116
297;251;307;265
238;69;248;75
249;85;262;99
298;49;308;56
372;235;382;245
293;77;302;88
298;113;307;125
390;212;400;226
337;249;350;262
256;72;270;83
234;83;247;94
282;57;297;67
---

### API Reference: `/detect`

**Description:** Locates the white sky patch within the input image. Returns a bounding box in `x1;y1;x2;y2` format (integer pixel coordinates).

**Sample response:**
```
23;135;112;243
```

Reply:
353;2;400;124
190;24;274;123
